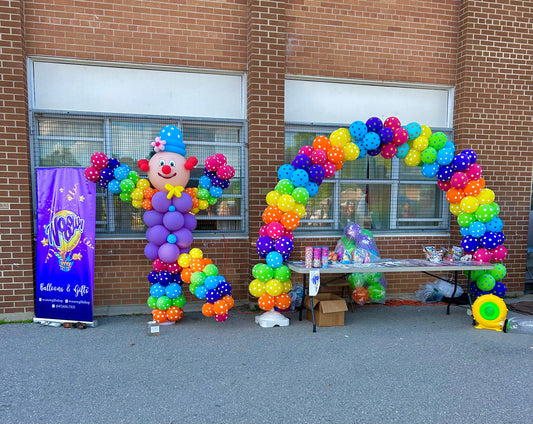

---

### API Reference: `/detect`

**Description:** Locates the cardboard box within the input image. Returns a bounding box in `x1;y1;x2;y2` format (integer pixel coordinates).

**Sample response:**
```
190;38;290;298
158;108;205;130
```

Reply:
304;293;348;327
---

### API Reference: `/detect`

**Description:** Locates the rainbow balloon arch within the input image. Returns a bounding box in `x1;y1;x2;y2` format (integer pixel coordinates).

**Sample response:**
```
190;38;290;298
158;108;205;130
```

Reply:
250;116;508;320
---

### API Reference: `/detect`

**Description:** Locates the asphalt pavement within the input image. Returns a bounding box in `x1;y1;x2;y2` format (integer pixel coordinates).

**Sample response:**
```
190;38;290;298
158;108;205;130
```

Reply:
1;301;532;424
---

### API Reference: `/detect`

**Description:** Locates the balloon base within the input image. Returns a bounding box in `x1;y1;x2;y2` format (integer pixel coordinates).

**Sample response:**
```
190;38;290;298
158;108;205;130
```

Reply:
255;309;290;328
160;321;176;326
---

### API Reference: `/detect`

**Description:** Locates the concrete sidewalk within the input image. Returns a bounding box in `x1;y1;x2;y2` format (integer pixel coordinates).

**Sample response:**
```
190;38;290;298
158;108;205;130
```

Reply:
1;301;532;424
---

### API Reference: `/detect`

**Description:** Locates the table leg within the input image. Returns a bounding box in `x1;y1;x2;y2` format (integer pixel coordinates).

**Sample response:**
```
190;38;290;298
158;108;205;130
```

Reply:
447;270;459;315
310;296;316;333
299;273;307;321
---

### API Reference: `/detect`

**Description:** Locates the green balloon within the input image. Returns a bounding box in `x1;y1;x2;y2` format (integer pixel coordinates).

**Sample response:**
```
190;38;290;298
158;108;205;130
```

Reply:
275;179;294;195
475;204;494;223
421;147;437;164
292;187;309;205
361;229;374;239
197;188;210;200
429;132;447;149
252;263;263;279
203;264;219;277
470;270;485;281
172;295;186;308
457;212;475;227
189;281;200;294
128;171;139;184
257;264;274;282
156;296;172;311
190;271;206;285
368;283;386;301
348;273;365;289
119;192;131;202
489;263;506;281
366;272;381;285
207;196;218;205
147;296;158;309
477;274;496;292
119;178;135;193
274;265;291;282
490;202;500;216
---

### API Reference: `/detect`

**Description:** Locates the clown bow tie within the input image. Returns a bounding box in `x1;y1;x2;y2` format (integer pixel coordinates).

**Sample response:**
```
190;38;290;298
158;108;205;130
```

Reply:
165;184;184;199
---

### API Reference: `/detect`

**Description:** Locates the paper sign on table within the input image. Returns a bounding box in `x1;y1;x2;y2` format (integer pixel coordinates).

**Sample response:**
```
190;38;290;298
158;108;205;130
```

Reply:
309;269;321;296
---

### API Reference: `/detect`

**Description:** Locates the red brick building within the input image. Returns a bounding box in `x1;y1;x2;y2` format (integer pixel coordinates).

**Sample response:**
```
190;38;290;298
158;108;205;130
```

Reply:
1;0;532;320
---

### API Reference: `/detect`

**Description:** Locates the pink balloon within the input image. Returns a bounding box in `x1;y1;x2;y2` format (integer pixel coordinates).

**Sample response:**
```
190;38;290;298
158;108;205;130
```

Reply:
473;248;492;263
84;166;100;182
392;127;408;145
466;163;483;181
152;259;167;272
380;143;397;159
214;313;229;322
204;156;219;172
258;225;269;237
310;149;327;165
450;172;468;190
491;245;508;261
266;222;284;239
217;165;235;180
298;145;314;156
323;162;337;179
437;180;451;192
214;153;227;166
384;116;402;130
91;152;109;171
166;262;181;274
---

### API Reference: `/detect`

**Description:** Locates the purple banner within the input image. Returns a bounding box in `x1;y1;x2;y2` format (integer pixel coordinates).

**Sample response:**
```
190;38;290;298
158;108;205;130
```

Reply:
35;168;96;322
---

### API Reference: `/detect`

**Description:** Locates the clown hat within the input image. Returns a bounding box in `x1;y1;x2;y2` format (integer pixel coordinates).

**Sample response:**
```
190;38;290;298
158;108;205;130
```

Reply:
158;125;186;156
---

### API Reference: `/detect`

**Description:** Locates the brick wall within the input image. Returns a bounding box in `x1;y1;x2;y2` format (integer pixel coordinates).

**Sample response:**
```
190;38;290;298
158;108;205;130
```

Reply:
455;0;533;293
0;1;34;315
1;0;531;317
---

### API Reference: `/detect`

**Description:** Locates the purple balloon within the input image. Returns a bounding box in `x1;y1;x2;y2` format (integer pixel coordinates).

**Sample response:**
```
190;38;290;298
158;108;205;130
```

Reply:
291;154;312;171
144;243;159;260
146;225;170;246
172;192;193;213
143;210;164;227
461;235;479;253
356;235;373;250
173;228;193;248
147;270;158;284
158;243;180;264
344;222;362;240
151;191;172;213
461;149;477;164
256;236;275;258
308;164;325;185
378;127;394;144
183;213;197;231
163;211;184;231
275;236;294;256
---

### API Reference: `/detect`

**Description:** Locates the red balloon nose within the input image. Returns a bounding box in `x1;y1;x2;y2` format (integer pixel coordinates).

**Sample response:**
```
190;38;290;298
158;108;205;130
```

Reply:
162;165;172;175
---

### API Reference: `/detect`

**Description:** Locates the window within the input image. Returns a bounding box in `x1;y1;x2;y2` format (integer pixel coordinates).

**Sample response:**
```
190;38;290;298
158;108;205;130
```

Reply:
32;114;247;235
285;124;451;233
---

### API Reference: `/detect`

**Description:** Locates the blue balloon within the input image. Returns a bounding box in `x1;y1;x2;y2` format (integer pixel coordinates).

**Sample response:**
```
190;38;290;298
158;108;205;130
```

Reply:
291;169;309;187
165;282;182;299
149;283;165;298
396;143;409;159
217;281;232;296
266;251;283;268
436;148;454;165
421;163;439;178
278;164;295;180
362;132;381;150
113;164;131;181
495;231;505;246
452;153;470;172
205;289;221;304
356;142;367;159
305;182;319;197
194;285;207;300
481;231;498;249
108;179;122;194
349;120;368;141
461;235;479;253
158;271;173;286
367;146;381;157
460;226;470;237
437;165;454;182
209;186;223;198
486;216;503;232
469;221;486;238
147;271;158;284
444;141;456;152
199;175;212;189
204;275;218;290
461;149;477;164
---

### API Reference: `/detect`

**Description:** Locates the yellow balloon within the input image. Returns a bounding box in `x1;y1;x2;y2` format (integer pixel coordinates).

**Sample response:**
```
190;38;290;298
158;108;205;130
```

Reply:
136;178;150;190
277;194;295;212
421;125;432;138
293;203;306;218
198;199;209;210
449;202;462;216
266;190;280;206
329;128;351;147
189;248;203;259
265;278;283;297
413;136;429;151
191;207;200;215
249;279;266;298
343;142;360;161
404;150;421;167
178;253;191;268
130;188;144;200
131;199;143;209
477;188;495;205
282;279;292;293
460;196;479;213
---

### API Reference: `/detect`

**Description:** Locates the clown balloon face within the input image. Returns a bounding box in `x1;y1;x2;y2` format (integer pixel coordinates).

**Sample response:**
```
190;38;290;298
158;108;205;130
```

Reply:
148;151;191;192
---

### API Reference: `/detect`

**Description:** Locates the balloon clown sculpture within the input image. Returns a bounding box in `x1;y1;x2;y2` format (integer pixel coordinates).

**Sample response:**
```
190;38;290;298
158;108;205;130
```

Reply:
84;126;236;323
249;117;510;330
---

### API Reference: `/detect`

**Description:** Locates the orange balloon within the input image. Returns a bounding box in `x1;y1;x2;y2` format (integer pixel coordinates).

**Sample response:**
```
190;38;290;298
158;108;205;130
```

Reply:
464;178;485;197
152;308;168;323
280;211;300;231
166;306;184;321
223;295;235;309
213;299;229;315
327;146;344;163
313;136;331;152
258;293;275;311
446;187;465;204
202;302;215;317
143;187;157;200
180;268;193;284
190;258;205;273
204;257;213;266
352;287;369;305
334;161;344;170
142;198;153;210
262;205;283;225
275;293;292;310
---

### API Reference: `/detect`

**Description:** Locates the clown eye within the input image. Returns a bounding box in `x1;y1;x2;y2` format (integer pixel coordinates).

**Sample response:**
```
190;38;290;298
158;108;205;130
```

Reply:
169;161;176;167
159;160;165;166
